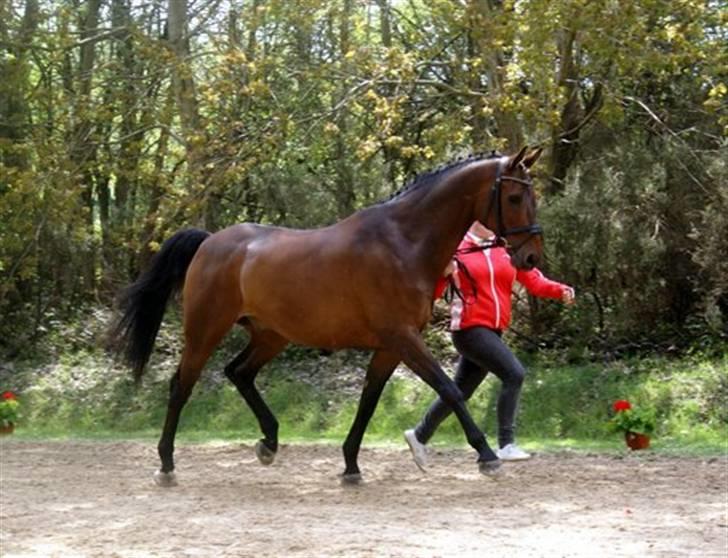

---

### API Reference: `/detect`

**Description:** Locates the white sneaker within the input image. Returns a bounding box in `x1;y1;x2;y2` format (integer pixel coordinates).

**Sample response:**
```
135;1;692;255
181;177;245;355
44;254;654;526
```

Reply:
404;429;428;471
497;443;531;461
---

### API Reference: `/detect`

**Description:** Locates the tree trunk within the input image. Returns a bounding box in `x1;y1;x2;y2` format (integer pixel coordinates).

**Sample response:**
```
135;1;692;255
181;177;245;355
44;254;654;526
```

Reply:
112;0;138;231
467;0;523;150
138;88;175;269
547;30;603;196
333;0;356;218
167;0;213;227
376;0;391;48
68;0;102;295
0;0;38;170
168;0;201;135
376;0;400;186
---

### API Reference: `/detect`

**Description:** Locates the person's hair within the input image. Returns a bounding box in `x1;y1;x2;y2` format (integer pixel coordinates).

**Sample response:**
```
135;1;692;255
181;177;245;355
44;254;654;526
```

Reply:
469;221;494;238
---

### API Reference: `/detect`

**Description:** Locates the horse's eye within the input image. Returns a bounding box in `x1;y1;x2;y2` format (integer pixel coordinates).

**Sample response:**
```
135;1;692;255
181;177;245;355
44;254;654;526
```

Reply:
508;194;522;205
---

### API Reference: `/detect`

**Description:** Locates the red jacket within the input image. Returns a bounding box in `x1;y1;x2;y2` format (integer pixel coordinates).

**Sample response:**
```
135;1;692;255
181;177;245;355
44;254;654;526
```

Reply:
434;233;570;331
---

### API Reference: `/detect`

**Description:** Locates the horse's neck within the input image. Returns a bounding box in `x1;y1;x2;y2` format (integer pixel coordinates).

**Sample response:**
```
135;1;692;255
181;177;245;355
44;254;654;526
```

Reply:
392;161;495;276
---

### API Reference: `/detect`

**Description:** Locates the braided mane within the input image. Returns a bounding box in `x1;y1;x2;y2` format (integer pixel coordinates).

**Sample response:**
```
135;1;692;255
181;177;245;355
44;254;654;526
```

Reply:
386;151;503;202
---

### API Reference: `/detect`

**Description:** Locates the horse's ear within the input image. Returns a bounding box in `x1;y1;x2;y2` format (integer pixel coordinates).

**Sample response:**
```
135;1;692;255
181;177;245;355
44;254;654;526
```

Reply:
507;146;529;170
522;146;544;169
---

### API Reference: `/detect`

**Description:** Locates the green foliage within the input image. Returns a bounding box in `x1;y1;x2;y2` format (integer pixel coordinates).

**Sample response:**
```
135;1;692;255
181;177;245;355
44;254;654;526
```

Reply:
519;353;727;446
0;1;724;470
2;325;725;453
0;392;20;427
0;0;725;356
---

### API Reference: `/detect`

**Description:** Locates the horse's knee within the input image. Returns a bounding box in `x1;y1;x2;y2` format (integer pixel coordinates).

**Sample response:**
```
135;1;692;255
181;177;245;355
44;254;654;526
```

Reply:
228;367;257;394
438;382;465;407
514;369;525;388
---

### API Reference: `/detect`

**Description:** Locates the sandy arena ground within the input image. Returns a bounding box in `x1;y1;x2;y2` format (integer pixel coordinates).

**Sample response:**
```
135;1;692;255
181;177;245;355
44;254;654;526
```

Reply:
0;440;726;557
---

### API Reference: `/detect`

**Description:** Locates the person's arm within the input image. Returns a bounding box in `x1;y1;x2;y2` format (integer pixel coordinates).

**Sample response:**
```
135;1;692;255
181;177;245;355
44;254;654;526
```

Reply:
516;268;575;303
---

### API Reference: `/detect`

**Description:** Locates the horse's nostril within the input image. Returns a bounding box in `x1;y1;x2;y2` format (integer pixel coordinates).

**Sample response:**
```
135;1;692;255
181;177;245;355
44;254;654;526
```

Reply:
526;254;538;268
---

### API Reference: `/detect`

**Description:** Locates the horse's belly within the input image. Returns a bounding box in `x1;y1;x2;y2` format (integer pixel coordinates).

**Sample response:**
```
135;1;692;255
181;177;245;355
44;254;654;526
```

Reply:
285;326;379;350
246;295;381;349
238;239;427;350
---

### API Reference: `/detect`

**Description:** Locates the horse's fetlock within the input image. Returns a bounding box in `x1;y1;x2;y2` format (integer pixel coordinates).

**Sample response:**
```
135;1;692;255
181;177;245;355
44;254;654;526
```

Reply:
466;432;486;449
262;437;278;452
342;438;356;457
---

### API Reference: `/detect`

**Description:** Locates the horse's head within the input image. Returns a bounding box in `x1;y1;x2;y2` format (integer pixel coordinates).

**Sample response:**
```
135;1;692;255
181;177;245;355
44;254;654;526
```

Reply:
480;146;544;270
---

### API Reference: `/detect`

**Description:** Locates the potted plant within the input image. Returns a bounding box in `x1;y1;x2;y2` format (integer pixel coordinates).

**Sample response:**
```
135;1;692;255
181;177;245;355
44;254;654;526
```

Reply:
607;399;655;450
0;391;20;434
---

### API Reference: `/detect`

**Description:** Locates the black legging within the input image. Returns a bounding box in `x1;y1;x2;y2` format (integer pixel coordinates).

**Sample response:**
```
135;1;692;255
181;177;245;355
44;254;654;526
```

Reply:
414;326;526;448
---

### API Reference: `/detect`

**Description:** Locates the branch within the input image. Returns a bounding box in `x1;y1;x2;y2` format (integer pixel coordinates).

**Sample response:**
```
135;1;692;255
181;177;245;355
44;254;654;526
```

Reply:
73;27;128;48
558;83;604;139
1;215;46;305
622;95;713;192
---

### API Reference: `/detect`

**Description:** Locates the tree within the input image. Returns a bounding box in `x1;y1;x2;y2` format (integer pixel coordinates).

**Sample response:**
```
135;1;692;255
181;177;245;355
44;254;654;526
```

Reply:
0;0;724;354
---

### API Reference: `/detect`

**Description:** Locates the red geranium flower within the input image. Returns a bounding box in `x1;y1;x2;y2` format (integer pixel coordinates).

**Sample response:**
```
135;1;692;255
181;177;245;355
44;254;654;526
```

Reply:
2;391;16;400
613;399;632;412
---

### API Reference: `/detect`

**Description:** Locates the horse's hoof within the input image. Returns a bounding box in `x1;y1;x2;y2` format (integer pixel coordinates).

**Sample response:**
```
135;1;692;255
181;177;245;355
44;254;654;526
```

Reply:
340;472;363;485
154;470;178;487
479;459;503;477
255;440;276;466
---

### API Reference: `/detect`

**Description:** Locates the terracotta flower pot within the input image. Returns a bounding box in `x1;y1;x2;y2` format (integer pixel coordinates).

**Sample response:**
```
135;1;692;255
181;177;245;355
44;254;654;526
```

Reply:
625;431;650;450
0;423;15;435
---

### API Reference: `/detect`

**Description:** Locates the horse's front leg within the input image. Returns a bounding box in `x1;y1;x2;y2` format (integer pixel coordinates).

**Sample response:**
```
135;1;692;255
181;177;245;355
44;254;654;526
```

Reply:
396;329;501;475
340;350;400;484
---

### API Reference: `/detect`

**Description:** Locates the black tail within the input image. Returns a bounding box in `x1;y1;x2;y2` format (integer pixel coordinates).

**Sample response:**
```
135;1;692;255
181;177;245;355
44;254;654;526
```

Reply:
110;229;210;380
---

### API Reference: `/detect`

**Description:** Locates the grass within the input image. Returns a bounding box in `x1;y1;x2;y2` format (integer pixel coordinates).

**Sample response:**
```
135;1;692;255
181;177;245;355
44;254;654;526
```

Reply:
2;325;726;457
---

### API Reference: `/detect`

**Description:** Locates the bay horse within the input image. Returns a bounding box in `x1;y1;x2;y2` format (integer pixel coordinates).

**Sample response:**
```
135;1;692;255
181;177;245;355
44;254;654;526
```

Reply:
111;146;544;486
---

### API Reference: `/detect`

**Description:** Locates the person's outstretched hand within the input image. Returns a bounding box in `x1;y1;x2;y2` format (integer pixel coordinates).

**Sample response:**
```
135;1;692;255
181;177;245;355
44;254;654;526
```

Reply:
562;286;575;304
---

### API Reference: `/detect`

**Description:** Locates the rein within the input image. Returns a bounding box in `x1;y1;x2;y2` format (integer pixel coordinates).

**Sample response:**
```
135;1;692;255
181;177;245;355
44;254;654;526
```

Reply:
444;239;505;304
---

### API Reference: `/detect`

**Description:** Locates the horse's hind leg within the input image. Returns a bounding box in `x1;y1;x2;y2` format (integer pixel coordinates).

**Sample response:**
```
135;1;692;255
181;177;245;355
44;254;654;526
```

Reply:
155;314;237;486
155;347;214;486
341;349;400;484
155;364;193;486
224;329;288;465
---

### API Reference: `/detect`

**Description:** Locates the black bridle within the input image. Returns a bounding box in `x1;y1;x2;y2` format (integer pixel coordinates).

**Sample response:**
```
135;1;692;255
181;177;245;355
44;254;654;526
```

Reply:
444;159;543;304
484;159;543;253
444;157;544;305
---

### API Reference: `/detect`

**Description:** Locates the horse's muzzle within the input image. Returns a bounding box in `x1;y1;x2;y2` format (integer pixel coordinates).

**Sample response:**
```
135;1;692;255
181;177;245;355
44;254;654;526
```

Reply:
510;246;541;270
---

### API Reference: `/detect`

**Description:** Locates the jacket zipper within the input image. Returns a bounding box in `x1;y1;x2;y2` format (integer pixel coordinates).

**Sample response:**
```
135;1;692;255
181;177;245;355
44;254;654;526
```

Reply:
484;249;500;328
